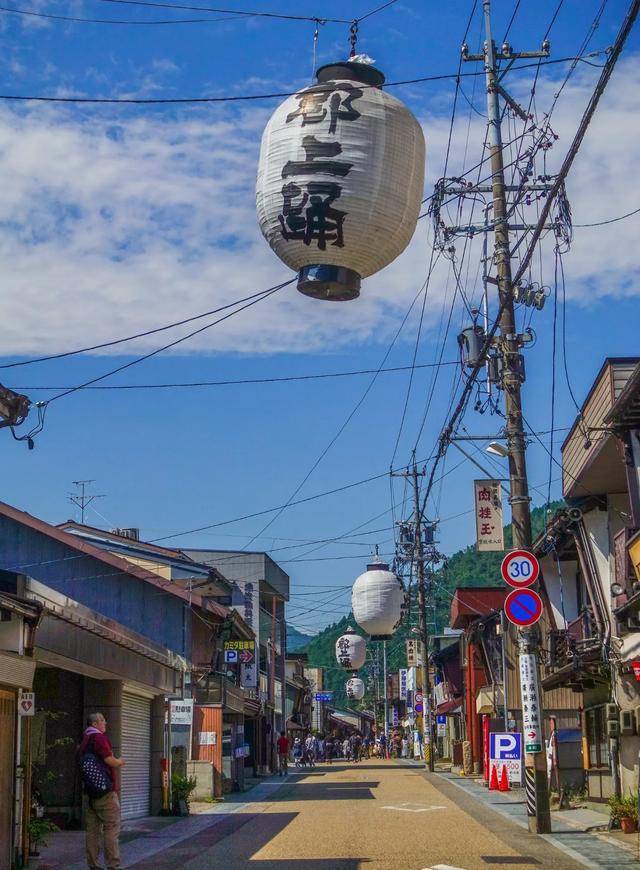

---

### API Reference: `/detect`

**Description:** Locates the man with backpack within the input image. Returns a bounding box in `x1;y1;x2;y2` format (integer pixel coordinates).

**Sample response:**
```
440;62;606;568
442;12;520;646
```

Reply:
78;712;125;870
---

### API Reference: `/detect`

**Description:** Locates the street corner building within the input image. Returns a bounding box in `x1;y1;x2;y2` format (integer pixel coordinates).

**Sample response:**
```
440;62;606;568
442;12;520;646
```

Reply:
0;506;294;867
534;357;640;800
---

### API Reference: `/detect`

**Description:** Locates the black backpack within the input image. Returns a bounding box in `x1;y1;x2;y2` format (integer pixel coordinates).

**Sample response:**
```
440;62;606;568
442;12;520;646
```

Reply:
78;735;112;800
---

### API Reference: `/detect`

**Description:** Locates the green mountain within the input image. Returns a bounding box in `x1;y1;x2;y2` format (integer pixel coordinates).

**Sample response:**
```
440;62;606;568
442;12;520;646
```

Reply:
286;623;315;652
303;500;563;710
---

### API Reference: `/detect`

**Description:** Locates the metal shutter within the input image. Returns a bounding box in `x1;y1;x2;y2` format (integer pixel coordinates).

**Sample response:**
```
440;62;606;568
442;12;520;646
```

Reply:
120;692;151;819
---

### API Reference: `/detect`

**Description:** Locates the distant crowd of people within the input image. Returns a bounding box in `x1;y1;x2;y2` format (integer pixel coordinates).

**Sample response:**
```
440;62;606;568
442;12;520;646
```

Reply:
275;726;422;775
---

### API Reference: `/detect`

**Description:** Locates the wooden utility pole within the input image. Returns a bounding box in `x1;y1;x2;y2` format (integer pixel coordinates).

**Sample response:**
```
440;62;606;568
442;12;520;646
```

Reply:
462;0;551;833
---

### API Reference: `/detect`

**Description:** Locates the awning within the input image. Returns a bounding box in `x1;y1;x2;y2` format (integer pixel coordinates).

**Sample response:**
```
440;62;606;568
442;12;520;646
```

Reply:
437;697;462;715
286;719;306;731
475;686;504;714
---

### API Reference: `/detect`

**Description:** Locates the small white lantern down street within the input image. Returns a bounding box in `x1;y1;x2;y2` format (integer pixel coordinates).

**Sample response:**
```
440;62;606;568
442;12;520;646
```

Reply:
335;626;367;671
352;558;407;640
256;59;426;301
346;677;365;701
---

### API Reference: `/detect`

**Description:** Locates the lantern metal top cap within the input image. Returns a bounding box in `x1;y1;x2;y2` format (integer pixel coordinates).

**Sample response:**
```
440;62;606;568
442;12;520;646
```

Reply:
365;557;390;572
316;61;385;88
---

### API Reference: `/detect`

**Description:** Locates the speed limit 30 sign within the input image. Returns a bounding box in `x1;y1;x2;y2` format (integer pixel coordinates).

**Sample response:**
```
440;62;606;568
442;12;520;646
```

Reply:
501;550;539;588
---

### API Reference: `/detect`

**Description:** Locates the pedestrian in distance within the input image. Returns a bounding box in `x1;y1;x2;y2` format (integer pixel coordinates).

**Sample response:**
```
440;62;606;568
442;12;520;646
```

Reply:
277;731;290;776
78;712;125;870
379;732;387;760
401;735;408;758
293;737;303;767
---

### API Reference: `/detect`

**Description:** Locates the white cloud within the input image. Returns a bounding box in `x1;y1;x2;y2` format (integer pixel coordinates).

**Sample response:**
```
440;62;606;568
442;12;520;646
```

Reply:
0;56;638;359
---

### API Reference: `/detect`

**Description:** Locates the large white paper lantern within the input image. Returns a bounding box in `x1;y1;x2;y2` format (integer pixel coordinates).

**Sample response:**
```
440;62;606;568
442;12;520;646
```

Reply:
346;677;365;701
335;627;367;670
256;60;425;301
352;559;407;640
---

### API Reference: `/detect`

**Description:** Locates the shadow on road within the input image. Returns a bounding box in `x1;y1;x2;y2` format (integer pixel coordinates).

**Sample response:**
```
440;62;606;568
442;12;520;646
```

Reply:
129;811;367;869
274;781;380;801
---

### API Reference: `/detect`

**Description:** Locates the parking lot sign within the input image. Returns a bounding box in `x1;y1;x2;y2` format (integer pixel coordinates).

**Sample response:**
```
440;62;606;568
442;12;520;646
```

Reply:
489;732;522;785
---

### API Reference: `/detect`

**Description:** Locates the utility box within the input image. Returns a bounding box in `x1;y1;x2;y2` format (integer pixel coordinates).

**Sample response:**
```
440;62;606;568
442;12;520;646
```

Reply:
620;710;635;736
606;720;620;738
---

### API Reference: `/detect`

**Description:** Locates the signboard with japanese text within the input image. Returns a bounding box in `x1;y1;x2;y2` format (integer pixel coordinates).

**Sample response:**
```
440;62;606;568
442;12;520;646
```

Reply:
224;639;256;666
519;654;543;753
406;638;424;668
489;732;523;784
399;669;408;701
170;699;193;726
315;692;333;702
231;581;259;688
199;731;217;745
474;480;504;552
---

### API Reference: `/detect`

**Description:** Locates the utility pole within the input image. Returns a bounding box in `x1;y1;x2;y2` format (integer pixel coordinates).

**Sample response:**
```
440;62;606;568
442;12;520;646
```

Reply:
68;480;104;525
394;458;434;771
461;0;552;834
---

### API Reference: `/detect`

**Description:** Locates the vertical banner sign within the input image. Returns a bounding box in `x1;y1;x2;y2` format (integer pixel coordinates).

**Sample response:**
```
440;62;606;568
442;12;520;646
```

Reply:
519;654;543;753
406;639;418;667
399;669;408;701
232;581;259;688
474;479;504;552
392;705;399;727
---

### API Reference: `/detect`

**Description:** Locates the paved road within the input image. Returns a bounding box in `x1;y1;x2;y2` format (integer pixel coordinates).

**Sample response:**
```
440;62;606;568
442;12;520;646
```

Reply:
129;760;586;870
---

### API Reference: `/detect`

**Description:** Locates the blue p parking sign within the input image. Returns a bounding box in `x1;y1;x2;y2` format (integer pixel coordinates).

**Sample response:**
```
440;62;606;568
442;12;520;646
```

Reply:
489;733;523;785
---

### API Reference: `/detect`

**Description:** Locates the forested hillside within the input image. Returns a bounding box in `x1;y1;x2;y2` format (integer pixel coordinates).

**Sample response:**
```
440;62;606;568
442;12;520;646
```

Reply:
302;500;563;709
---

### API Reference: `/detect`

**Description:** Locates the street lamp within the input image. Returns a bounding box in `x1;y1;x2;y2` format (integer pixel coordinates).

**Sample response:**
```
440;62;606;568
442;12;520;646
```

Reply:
486;441;509;458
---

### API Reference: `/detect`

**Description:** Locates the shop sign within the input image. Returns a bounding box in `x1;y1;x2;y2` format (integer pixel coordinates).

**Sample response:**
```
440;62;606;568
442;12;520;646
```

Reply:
199;731;217;746
474;479;504;552
170;699;193;726
399;668;408;700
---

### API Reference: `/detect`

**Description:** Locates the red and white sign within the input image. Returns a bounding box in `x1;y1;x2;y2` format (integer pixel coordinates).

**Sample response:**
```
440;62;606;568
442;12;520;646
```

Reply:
504;588;543;627
19;691;35;716
501;550;539;588
474;480;504;552
414;692;423;704
632;661;640;682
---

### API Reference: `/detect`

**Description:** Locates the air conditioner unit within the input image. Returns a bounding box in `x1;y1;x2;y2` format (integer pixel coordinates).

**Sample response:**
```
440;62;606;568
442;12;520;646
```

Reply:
606;703;618;721
620;710;636;736
607;720;620;738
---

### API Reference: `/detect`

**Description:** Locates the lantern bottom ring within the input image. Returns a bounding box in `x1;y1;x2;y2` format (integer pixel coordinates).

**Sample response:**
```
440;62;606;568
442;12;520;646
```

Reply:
297;264;361;302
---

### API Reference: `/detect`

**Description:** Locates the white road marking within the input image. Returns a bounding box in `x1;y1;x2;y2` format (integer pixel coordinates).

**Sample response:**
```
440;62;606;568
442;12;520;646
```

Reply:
381;802;447;813
422;864;467;870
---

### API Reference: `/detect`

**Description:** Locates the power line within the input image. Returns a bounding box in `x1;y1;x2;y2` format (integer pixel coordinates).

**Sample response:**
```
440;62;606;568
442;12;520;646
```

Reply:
94;0;350;24
11;362;459;392
574;204;640;227
0;4;243;23
46;281;290;403
150;456;432;543
0;53;608;105
0;284;293;370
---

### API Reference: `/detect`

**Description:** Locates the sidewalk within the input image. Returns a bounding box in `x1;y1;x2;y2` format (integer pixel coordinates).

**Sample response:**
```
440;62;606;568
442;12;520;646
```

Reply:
434;768;640;869
37;775;292;870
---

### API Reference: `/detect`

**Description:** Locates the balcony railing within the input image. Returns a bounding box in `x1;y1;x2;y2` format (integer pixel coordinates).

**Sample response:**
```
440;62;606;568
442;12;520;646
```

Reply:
548;610;600;671
193;672;245;713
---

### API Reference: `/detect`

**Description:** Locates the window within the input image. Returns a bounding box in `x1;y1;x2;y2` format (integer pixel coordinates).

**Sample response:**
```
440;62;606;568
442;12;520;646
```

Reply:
585;706;608;768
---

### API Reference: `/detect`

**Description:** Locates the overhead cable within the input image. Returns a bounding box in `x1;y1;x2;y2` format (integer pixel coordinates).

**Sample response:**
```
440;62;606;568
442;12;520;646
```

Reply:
46;280;291;403
0;53;608;105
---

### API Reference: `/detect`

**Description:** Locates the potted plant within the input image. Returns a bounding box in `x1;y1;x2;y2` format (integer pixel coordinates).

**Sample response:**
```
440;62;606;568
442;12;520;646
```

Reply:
171;773;197;816
608;793;638;833
28;818;59;865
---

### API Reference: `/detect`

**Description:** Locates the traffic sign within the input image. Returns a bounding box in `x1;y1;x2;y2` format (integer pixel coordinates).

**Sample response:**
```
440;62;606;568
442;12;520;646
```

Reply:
224;649;238;663
489;733;522;784
414;692;424;704
501;550;539;588
504;588;543;627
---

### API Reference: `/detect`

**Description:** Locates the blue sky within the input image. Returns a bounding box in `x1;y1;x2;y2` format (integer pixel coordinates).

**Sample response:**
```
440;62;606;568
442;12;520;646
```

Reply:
1;0;639;633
